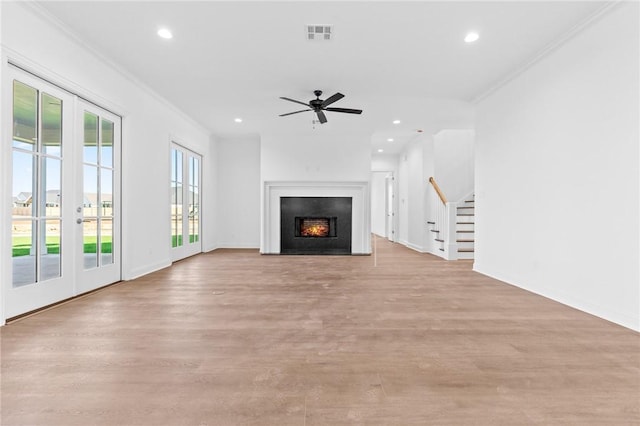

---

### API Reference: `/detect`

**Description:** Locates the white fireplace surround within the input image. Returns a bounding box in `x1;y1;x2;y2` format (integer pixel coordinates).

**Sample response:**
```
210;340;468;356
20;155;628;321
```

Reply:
262;181;371;255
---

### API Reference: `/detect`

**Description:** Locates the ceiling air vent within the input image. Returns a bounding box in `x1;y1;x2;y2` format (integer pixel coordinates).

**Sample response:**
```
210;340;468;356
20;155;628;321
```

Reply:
307;25;332;41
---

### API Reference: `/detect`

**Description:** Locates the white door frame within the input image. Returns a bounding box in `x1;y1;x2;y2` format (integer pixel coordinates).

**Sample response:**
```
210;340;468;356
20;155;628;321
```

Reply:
170;142;202;262
3;65;122;322
75;100;122;295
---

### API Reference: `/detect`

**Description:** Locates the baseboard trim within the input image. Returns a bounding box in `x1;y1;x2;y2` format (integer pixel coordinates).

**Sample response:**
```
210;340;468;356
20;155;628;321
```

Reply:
125;260;171;281
473;262;640;332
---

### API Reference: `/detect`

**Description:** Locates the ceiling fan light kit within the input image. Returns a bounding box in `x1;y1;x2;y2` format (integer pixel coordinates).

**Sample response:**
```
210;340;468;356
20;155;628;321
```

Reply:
279;90;363;124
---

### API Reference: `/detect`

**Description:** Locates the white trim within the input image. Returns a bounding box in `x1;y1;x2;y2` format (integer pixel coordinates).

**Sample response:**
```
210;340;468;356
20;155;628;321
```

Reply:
170;142;203;262
216;243;260;249
14;1;210;136
0;46;8;325
402;241;425;253
263;181;371;255
124;260;171;281
472;2;620;104
4;48;127;118
473;262;640;332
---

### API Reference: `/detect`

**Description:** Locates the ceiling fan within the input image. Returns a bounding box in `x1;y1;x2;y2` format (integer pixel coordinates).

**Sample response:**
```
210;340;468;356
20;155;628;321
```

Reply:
279;90;363;124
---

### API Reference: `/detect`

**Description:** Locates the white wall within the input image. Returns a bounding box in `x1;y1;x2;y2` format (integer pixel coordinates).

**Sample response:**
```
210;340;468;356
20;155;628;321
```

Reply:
261;129;372;182
397;135;428;251
202;135;219;252
260;129;372;253
475;3;639;331
1;3;212;282
434;129;474;202
216;135;261;248
371;155;398;173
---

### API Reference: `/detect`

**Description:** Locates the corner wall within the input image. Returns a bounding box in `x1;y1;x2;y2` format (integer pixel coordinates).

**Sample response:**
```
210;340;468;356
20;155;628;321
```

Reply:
475;3;639;330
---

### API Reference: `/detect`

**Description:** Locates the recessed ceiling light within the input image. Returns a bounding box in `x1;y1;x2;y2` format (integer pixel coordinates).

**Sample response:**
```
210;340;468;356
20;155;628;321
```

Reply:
234;118;243;123
392;120;401;125
157;28;173;39
377;149;384;153
464;32;479;43
387;138;394;142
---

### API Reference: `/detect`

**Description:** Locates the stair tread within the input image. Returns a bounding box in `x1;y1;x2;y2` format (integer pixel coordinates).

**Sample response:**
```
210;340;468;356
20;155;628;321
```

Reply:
457;213;474;216
457;239;474;243
430;229;440;233
457;230;474;233
427;221;435;224
457;222;474;224
457;206;474;209
435;238;444;242
458;248;475;252
465;200;474;203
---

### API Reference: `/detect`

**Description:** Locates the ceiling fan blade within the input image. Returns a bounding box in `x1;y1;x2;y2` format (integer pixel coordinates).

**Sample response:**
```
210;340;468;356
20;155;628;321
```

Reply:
325;107;363;114
280;97;310;107
321;92;344;108
316;110;328;124
279;109;311;117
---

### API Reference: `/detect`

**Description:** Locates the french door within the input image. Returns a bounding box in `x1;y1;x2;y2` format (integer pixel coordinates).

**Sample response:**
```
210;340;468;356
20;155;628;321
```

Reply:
76;101;121;294
7;68;121;318
171;143;201;261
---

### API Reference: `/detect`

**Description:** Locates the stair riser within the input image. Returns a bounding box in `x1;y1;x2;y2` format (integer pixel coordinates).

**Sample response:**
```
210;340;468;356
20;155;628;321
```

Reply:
457;250;475;260
456;223;474;232
457;241;475;250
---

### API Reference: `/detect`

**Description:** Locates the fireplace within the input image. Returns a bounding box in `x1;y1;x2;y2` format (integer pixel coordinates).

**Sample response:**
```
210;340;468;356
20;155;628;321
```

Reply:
281;197;352;254
262;181;370;255
296;217;336;238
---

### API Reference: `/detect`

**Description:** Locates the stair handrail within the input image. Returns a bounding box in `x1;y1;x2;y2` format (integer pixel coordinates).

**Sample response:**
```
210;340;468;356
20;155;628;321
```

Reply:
428;177;447;205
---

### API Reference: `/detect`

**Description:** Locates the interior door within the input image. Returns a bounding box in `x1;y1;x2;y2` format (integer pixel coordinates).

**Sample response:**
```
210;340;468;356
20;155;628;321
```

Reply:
76;101;121;294
386;174;395;241
7;71;75;317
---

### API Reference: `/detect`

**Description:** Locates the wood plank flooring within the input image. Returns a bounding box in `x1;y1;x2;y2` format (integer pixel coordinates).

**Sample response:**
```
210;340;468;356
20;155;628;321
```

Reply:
2;236;639;425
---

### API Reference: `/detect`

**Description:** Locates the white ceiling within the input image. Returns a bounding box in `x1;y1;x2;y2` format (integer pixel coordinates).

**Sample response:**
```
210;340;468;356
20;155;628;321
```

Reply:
36;1;608;154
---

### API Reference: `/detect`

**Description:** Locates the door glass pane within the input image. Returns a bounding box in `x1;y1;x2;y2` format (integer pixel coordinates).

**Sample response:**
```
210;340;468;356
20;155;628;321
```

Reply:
43;157;61;218
100;168;113;217
13;151;36;218
83;165;98;217
171;149;183;247
101;119;113;168
41;219;61;281
83;219;98;270
190;157;199;243
13;81;37;151
41;93;62;156
12;219;36;287
101;218;113;265
83;112;98;164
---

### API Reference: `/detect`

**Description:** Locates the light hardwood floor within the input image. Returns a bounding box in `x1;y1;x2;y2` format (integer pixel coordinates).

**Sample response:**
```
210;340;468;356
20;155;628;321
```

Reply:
2;237;639;425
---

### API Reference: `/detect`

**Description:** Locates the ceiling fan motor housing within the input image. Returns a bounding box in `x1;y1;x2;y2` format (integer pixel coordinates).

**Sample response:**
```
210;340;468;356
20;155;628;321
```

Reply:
310;99;323;110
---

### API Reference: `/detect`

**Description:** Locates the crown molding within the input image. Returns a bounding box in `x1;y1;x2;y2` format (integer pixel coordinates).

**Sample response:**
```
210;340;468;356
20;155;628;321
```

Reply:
471;1;621;104
17;1;211;136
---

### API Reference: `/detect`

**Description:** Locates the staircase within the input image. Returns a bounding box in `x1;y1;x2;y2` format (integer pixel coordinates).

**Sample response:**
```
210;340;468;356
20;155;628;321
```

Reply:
426;177;475;260
455;195;475;259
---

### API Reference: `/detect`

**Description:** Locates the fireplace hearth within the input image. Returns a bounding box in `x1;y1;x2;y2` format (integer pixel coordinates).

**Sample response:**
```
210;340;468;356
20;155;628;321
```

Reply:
281;197;352;255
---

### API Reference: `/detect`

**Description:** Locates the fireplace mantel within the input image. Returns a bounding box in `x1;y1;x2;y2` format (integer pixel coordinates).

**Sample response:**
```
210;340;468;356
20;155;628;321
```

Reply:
262;181;371;254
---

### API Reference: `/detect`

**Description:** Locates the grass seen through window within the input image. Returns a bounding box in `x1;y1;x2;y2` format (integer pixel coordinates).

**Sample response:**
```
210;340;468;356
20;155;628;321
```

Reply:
12;236;112;257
